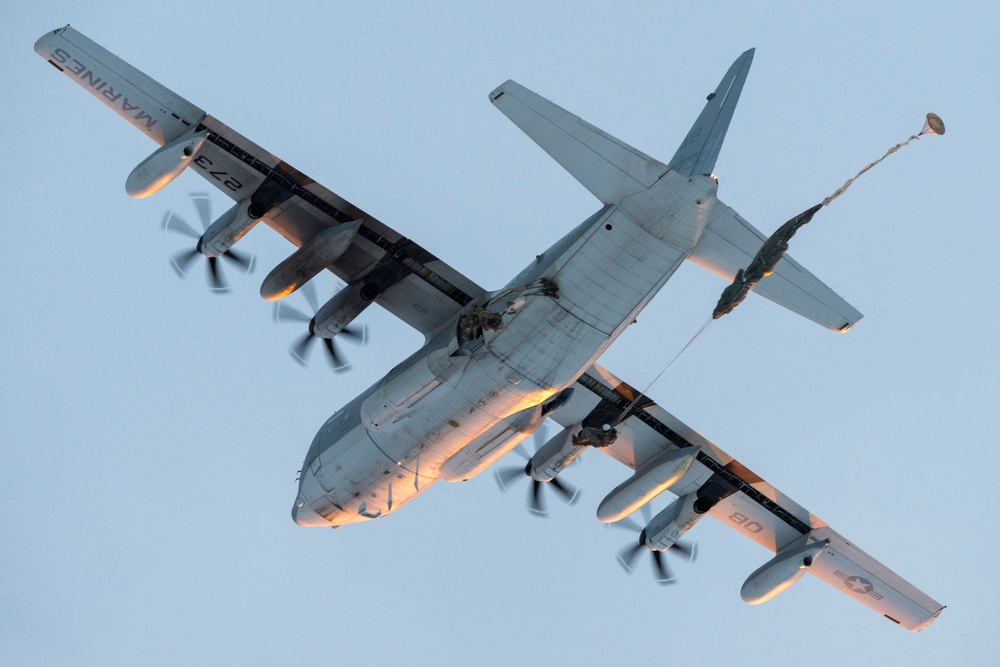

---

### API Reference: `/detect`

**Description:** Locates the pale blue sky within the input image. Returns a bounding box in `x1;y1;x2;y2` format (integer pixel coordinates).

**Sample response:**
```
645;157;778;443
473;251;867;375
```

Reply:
4;2;998;665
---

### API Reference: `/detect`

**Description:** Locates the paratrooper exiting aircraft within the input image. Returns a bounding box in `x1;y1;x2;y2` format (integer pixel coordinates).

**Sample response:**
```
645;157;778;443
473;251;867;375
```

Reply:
34;25;943;631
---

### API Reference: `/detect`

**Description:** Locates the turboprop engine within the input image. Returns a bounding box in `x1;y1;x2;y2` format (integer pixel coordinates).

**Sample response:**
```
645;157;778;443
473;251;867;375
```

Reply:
311;280;380;338
273;279;381;369
197;196;269;258
641;491;715;551
163;192;272;292
615;492;710;584
523;423;585;482
260;221;362;300
740;536;829;604
126;129;209;198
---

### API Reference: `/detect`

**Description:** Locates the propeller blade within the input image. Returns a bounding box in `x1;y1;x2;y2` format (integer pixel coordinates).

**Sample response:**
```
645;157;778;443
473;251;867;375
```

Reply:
338;324;369;345
609;515;644;534
301;280;320;314
190;192;213;230
206;256;230;293
549;477;581;505
322;337;351;373
494;466;527;492
290;332;315;366
527;480;546;517
529;421;552;448
169;248;200;278
510;444;530;463
272;302;312;325
222;248;255;274
640;503;653;524
161;211;201;240
617;542;644;574
671;540;698;563
651;550;677;585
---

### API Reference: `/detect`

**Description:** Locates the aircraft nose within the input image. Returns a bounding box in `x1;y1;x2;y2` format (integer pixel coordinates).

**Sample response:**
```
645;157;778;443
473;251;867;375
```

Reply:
291;496;327;527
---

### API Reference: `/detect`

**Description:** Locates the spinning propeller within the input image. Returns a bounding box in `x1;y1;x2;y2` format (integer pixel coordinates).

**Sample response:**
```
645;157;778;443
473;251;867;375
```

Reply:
612;504;697;585
161;192;255;293
493;423;581;517
272;281;367;372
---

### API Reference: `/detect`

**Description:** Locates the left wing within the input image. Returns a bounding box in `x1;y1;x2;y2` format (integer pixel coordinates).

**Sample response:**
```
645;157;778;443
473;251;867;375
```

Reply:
550;363;944;632
35;25;484;337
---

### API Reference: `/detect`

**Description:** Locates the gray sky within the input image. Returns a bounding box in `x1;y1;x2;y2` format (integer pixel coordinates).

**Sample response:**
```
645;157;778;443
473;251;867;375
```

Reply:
4;2;998;665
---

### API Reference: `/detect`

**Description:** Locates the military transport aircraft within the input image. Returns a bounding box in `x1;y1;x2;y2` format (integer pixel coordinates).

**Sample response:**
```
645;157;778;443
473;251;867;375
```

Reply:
34;25;943;631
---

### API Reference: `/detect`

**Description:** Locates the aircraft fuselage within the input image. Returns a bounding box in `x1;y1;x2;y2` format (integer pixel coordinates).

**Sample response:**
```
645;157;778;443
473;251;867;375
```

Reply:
292;172;719;526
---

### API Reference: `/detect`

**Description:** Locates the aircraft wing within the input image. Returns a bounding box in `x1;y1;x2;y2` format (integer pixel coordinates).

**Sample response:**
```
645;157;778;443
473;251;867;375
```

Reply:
35;26;485;338
180;115;485;335
549;363;944;632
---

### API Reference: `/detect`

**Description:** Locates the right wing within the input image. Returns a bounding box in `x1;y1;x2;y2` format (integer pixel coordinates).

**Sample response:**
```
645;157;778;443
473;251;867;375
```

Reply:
35;25;485;338
549;363;943;632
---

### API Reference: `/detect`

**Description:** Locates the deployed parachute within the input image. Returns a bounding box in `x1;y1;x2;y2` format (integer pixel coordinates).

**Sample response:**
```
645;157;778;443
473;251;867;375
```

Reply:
713;114;945;320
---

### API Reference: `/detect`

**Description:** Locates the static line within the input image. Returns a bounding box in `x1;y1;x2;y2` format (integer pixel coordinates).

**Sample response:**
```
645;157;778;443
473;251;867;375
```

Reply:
612;318;714;426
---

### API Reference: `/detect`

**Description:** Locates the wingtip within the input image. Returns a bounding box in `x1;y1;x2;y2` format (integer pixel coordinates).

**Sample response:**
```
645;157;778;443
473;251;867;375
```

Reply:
489;79;516;103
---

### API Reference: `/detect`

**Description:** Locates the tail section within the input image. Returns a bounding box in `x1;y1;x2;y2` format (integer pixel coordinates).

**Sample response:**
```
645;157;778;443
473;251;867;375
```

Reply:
490;49;754;205
668;48;755;178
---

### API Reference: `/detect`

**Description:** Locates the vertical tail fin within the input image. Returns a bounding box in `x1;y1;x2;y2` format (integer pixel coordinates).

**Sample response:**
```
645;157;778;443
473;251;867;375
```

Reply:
668;49;755;177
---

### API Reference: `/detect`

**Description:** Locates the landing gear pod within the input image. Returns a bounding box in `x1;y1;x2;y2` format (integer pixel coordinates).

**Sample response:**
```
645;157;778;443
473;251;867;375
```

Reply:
740;537;829;604
126;129;209;198
260;221;363;301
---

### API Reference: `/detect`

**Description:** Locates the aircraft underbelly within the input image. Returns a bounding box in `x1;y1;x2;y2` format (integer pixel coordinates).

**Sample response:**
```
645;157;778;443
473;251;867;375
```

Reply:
296;200;694;526
489;206;686;388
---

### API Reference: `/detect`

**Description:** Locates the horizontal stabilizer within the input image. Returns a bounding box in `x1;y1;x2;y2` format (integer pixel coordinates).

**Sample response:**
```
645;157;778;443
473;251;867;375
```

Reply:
668;49;754;178
490;80;668;204
690;205;862;331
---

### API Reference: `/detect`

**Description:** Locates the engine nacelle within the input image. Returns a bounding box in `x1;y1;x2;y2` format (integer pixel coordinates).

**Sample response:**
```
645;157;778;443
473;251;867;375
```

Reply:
126;129;209;198
597;447;699;523
260;221;362;300
527;424;584;482
312;279;380;338
199;197;267;257
740;537;829;604
642;492;714;550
